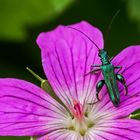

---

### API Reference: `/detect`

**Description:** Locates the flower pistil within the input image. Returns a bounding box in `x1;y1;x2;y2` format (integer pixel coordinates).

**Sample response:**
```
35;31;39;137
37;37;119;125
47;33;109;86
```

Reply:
67;99;94;136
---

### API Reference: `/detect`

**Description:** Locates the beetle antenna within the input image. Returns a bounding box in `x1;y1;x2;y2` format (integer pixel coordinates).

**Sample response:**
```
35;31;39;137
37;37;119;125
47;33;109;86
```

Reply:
105;9;120;45
67;26;100;50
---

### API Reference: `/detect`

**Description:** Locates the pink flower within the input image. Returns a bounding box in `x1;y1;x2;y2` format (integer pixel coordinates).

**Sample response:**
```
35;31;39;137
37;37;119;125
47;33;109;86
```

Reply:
1;21;140;140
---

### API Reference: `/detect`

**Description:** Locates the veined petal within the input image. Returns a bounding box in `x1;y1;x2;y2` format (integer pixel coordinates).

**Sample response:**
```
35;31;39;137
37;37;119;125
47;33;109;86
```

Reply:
37;119;140;140
37;21;104;107
0;78;70;136
41;130;81;140
94;119;140;140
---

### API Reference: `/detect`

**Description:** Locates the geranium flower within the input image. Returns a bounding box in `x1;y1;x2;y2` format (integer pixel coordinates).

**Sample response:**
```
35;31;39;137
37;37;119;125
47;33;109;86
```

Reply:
1;21;140;140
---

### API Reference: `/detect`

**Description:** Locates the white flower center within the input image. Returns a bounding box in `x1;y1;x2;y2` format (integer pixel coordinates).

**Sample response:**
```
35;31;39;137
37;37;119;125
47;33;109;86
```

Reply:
66;99;94;136
71;116;94;136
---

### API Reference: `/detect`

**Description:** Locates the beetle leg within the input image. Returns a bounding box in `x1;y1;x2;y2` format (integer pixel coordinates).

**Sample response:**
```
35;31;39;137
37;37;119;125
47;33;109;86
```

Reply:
87;80;105;106
114;66;122;74
114;66;122;69
91;64;101;68
116;74;128;95
96;80;105;101
84;69;101;76
109;56;114;62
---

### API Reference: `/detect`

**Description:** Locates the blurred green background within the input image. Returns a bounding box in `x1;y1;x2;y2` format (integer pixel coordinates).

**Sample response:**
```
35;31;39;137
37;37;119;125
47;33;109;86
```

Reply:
0;0;140;139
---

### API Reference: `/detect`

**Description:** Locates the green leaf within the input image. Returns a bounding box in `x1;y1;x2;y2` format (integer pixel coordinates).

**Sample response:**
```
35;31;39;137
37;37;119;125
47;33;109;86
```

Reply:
124;0;140;30
0;0;73;41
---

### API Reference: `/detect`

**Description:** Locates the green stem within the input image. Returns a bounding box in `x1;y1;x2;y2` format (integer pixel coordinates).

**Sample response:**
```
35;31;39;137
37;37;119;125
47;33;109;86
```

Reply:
26;67;44;82
129;113;140;119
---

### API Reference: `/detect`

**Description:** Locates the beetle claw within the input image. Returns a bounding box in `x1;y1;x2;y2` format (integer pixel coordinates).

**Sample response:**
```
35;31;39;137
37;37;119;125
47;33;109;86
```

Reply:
124;84;128;96
96;93;100;101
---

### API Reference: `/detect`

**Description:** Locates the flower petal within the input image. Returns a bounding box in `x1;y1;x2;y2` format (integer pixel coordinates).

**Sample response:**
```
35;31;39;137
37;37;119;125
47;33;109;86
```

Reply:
37;119;140;140
0;78;69;136
95;119;140;140
37;21;104;106
40;130;81;140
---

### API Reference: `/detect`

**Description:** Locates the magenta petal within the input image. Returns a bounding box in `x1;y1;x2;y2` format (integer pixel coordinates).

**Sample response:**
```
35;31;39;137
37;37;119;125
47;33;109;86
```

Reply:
0;78;68;136
96;119;140;140
37;21;104;106
37;136;45;140
37;135;48;140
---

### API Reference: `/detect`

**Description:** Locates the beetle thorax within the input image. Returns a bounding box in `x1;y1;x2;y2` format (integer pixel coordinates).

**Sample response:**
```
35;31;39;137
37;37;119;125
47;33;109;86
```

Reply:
99;49;110;65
